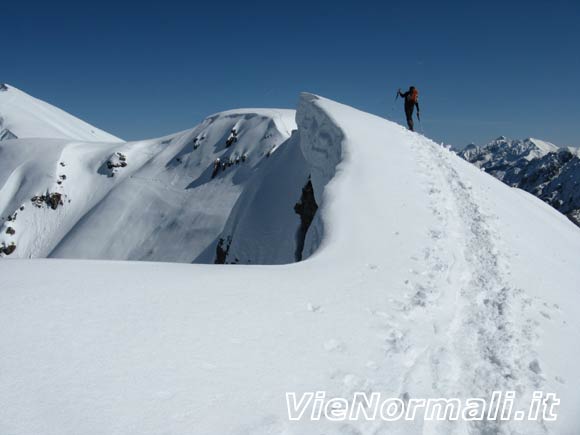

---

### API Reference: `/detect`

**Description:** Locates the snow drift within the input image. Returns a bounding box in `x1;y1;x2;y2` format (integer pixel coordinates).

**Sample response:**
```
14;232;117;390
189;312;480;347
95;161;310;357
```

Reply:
1;92;580;435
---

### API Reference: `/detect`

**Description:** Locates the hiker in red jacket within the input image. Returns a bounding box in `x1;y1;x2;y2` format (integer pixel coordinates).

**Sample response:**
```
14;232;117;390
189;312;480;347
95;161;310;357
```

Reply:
398;86;420;131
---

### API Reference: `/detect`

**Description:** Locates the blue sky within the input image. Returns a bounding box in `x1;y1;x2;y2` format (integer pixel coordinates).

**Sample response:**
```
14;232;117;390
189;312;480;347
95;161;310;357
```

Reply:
2;0;579;146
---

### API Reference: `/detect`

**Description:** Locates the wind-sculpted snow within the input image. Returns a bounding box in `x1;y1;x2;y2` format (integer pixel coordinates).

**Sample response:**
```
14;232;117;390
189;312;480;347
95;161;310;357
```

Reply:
204;93;346;264
1;94;580;435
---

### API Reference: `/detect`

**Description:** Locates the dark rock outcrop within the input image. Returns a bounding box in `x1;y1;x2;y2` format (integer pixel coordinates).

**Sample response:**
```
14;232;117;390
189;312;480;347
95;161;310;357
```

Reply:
294;179;318;261
214;236;232;264
31;192;64;210
1;243;16;256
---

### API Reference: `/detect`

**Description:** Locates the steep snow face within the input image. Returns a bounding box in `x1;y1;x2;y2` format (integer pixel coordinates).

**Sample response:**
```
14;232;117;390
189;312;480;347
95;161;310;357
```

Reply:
2;94;580;435
197;129;313;264
202;93;345;265
457;136;580;227
0;84;122;142
0;109;297;262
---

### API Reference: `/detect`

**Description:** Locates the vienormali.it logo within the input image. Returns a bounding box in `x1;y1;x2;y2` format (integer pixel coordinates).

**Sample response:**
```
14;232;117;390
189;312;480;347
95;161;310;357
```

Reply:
285;391;560;422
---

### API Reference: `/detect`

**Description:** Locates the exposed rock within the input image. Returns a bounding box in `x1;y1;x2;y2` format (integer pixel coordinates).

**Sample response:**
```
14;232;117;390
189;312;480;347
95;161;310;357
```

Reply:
294;179;318;261
31;195;45;208
6;227;15;235
48;193;62;209
215;236;232;264
1;243;16;256
211;159;221;179
225;129;238;147
102;152;128;177
567;209;580;227
30;192;64;210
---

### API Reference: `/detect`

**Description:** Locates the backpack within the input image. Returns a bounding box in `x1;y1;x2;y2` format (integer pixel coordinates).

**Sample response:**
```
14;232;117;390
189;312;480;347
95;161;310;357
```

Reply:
410;88;419;104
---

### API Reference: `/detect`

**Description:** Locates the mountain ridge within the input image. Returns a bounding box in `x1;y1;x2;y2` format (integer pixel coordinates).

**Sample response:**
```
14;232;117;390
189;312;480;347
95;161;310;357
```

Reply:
0;83;122;142
1;92;579;434
456;136;580;227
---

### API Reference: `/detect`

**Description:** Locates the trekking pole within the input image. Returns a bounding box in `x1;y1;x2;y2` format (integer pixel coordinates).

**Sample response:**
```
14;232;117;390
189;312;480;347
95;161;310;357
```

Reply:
417;113;424;134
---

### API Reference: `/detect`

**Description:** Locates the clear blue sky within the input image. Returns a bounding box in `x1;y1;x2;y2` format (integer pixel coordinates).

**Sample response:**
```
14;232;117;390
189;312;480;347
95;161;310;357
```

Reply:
2;0;579;146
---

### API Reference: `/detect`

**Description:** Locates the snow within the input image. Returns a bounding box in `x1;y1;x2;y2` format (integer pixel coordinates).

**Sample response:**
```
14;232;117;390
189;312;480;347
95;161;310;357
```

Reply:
528;137;559;155
457;135;580;228
0;84;122;142
0;108;297;262
1;93;580;434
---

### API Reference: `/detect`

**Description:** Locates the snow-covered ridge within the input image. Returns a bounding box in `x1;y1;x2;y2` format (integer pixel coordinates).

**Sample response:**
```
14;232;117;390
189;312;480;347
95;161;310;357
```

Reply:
0;83;122;142
2;93;580;434
0;107;297;262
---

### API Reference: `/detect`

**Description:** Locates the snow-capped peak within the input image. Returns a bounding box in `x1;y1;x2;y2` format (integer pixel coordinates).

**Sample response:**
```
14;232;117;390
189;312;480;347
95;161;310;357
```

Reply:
0;83;122;142
527;137;559;154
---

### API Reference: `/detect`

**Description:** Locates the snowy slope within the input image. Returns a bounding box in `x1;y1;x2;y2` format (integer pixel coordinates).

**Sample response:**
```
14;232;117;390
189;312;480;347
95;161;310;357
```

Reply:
0;83;122;142
1;94;580;435
0;108;297;262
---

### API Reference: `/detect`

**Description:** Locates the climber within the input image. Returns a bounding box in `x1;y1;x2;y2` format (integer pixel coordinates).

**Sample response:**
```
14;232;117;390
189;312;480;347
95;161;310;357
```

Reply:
397;86;420;131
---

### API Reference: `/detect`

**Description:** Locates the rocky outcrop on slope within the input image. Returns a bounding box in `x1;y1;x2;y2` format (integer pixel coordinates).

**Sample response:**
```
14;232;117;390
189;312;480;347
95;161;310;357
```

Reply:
294;179;318;261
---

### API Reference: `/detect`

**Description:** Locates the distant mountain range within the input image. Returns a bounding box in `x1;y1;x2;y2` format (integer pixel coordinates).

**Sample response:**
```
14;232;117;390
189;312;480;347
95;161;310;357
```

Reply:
456;136;580;227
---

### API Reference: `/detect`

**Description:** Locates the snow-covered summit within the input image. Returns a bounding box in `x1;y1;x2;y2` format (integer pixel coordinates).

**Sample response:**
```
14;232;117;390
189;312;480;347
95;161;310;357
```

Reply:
0;83;122;142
